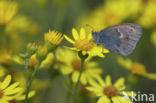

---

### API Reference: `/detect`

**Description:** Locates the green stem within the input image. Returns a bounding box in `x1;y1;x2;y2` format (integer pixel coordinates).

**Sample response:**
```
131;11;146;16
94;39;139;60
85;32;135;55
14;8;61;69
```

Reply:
53;51;73;103
127;73;139;90
24;61;41;103
53;51;71;89
72;58;85;100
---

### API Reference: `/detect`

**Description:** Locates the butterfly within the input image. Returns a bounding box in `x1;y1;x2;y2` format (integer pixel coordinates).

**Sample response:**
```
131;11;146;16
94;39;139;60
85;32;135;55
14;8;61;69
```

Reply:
92;23;142;56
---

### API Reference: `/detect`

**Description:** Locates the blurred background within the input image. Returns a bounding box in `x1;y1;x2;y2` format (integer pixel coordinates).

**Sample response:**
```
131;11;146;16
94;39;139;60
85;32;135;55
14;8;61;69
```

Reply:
0;0;156;103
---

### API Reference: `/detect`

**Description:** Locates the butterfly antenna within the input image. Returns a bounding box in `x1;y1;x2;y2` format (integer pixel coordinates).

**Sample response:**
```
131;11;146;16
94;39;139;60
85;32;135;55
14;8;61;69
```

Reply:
86;24;95;32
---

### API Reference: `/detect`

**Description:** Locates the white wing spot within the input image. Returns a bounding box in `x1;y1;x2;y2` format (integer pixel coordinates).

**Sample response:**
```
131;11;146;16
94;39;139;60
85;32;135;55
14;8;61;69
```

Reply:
117;29;124;38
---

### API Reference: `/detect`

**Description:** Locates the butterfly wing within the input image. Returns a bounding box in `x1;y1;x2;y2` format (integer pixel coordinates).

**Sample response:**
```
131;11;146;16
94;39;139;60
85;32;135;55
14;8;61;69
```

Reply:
98;23;142;56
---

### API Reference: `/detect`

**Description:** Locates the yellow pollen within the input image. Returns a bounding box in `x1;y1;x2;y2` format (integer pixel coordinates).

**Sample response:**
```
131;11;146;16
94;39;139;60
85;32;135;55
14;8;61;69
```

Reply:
74;39;94;51
71;59;86;71
130;63;146;76
103;85;118;98
0;89;3;98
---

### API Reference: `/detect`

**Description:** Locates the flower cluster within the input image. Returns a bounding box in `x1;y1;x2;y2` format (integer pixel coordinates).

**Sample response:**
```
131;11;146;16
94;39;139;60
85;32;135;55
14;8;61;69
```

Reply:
64;28;109;57
87;75;134;103
0;75;35;103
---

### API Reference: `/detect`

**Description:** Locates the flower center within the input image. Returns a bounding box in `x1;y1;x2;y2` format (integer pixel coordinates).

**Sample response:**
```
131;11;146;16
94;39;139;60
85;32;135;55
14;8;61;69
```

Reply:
74;39;94;51
71;59;86;71
142;0;150;4
0;89;4;98
9;99;16;103
103;86;118;98
152;17;156;25
130;63;146;76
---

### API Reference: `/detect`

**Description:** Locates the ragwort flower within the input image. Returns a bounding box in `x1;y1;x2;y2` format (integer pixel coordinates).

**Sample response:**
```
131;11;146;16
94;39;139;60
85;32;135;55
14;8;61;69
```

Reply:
138;1;156;28
87;75;134;103
117;57;156;80
64;28;109;57
0;1;18;26
44;30;64;52
0;75;21;103
56;48;103;85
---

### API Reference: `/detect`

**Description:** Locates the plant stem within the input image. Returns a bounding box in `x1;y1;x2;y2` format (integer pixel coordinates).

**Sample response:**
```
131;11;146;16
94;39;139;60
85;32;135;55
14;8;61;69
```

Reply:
72;58;85;101
53;51;71;88
24;61;41;103
53;51;73;103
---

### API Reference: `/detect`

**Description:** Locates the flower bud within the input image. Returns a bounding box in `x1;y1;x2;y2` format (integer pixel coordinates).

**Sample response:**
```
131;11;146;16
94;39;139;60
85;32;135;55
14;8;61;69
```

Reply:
36;45;48;62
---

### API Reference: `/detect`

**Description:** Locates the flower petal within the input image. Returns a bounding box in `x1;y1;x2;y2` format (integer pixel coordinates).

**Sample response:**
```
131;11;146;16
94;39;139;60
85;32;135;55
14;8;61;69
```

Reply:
146;73;156;80
116;96;132;103
88;33;93;40
64;35;75;44
114;77;125;89
4;88;21;95
80;28;86;39
105;75;112;86
72;28;80;40
61;66;73;75
0;75;11;90
97;96;110;103
88;79;102;89
96;76;106;87
80;73;87;85
72;71;79;83
4;82;20;91
112;96;121;103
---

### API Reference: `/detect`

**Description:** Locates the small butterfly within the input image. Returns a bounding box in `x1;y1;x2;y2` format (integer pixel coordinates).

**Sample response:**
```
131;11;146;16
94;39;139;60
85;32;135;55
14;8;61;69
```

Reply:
92;23;142;56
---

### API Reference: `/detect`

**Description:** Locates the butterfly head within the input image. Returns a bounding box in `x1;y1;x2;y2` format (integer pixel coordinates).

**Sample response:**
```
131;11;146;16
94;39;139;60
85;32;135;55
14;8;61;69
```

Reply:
92;31;99;43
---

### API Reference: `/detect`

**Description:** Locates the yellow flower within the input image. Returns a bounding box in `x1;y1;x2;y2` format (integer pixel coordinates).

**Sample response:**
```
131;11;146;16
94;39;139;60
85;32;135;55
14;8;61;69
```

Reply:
138;1;156;28
77;0;141;31
64;28;109;57
86;75;133;103
117;57;156;80
0;75;21;103
44;30;64;46
0;1;18;26
151;31;156;47
56;48;103;85
0;48;23;65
